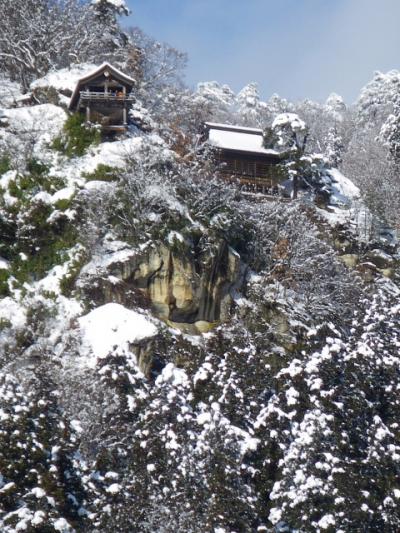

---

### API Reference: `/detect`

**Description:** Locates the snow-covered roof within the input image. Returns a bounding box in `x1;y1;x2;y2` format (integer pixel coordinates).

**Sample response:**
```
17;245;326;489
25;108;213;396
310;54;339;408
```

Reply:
69;63;136;111
205;122;280;157
31;63;99;95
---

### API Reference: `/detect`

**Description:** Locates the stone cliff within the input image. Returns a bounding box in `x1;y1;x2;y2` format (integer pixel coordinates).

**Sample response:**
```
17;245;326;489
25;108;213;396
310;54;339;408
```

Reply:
79;240;243;334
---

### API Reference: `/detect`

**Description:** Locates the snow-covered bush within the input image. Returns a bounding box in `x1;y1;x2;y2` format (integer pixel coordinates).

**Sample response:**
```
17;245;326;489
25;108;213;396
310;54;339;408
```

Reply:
52;113;101;157
246;201;360;326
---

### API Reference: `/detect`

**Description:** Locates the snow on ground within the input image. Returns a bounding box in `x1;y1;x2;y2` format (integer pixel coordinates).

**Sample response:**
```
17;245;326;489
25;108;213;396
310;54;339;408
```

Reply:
0;104;67;163
77;136;143;169
0;76;23;108
317;190;375;243
36;264;72;295
0;170;17;191
50;186;76;204
0;297;27;329
83;180;114;193
52;296;83;343
35;246;83;295
79;239;142;280
316;205;353;227
78;303;158;366
2;104;66;139
328;168;360;204
51;133;172;185
312;168;377;242
316;201;374;244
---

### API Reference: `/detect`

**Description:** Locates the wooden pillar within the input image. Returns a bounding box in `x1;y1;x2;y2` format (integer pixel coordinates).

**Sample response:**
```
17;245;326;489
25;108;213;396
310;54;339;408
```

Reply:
293;175;298;199
86;105;91;122
123;86;127;125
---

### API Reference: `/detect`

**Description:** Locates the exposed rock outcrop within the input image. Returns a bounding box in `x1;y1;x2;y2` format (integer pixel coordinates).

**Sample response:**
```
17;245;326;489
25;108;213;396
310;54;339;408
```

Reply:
79;240;243;333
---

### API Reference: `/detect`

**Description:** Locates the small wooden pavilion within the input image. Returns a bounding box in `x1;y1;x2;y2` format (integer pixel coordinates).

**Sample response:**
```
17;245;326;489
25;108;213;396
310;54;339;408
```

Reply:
204;122;285;192
69;63;136;131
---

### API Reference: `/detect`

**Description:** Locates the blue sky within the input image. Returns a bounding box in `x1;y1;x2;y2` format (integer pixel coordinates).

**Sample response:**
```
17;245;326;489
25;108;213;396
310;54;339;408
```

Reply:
124;0;400;104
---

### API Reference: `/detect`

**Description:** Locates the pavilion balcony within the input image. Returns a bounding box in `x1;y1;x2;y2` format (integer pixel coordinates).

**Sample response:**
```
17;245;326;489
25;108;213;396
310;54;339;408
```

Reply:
79;91;135;107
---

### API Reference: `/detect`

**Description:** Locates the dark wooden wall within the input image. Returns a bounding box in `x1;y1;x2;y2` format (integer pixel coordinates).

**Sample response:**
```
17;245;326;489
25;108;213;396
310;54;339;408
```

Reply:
216;150;284;190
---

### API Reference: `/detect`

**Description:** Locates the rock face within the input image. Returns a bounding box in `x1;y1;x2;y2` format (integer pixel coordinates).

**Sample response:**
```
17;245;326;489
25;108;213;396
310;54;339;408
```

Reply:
337;248;398;279
82;241;243;332
130;337;159;377
364;248;395;269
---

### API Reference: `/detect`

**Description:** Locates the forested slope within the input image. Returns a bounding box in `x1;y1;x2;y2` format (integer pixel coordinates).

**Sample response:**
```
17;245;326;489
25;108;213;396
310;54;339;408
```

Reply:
0;1;399;532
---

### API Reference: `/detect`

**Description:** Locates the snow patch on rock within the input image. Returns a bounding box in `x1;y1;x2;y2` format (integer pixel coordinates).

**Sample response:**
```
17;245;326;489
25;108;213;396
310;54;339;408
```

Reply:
78;303;158;365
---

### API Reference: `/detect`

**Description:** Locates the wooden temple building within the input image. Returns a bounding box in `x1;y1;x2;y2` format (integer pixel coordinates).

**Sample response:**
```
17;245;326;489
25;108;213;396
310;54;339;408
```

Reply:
69;63;136;131
204;122;287;193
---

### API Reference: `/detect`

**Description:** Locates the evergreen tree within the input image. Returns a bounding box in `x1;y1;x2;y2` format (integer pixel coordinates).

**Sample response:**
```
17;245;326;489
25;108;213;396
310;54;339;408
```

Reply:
0;367;87;531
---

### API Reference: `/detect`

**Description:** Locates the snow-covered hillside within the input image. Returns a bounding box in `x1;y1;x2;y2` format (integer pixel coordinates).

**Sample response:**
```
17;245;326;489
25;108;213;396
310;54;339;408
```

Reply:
0;33;400;533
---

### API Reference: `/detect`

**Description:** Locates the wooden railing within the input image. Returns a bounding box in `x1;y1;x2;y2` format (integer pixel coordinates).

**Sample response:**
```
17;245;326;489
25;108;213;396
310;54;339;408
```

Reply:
218;165;277;184
79;91;135;103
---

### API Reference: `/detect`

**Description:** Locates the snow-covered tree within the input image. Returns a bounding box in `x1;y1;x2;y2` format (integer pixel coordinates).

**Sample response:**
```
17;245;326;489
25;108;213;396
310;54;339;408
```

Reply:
127;27;187;98
266;93;293;119
195;81;236;124
0;8;399;533
263;113;307;157
90;0;130;51
0;0;129;90
342;121;400;231
264;113;309;197
91;0;129;18
246;201;359;323
325;125;344;167
293;96;348;158
268;289;400;532
379;90;400;164
235;82;267;127
325;92;346;115
356;70;400;129
0;369;87;531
